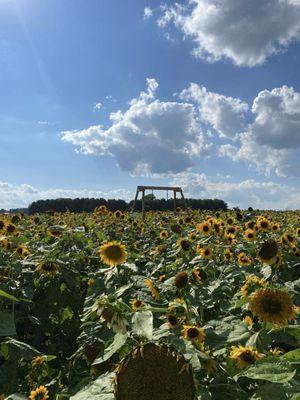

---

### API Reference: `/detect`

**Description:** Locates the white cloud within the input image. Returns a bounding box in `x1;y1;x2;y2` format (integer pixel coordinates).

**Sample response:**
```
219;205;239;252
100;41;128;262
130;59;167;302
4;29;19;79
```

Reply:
61;78;212;176
220;85;300;176
180;83;248;138
0;182;133;210
158;0;300;66
143;7;153;20
171;172;300;210
93;102;102;111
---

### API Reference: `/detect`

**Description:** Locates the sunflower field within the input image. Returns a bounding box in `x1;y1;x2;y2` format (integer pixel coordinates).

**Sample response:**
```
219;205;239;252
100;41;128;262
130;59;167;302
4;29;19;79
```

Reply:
0;208;299;400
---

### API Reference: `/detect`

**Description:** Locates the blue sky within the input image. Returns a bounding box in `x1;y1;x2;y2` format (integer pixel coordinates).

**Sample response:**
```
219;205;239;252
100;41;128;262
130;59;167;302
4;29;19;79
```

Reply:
0;0;300;209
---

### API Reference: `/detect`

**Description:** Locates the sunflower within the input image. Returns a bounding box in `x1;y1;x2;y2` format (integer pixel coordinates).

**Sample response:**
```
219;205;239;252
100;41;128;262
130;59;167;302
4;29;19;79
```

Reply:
178;238;191;252
182;325;205;344
37;261;59;277
159;230;169;239
114;210;123;218
170;223;182;234
5;223;17;235
115;343;196;400
196;221;211;235
225;248;233;261
258;239;278;264
29;385;49;400
200;246;213;260
249;288;298;326
240;274;266;298
0;220;6;234
174;271;189;290
144;278;160;300
99;241;127;266
166;314;179;329
257;218;270;231
15;245;30;258
237;252;253;266
31;356;46;368
243;315;253;326
130;299;145;311
272;223;280;232
230;346;264;369
201;357;218;375
244;229;256;241
192;267;206;283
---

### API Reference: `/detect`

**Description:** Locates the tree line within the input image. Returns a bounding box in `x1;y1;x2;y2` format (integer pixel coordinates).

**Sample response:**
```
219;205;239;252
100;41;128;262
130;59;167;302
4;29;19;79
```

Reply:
27;197;227;214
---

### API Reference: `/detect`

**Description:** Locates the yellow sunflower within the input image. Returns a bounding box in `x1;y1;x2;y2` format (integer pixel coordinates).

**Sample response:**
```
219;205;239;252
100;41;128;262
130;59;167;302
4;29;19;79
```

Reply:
200;246;213;260
130;299;145;311
237;252;253;266
230;345;264;369
29;385;49;400
249;288;298;326
240;274;266;298
257;217;270;231
196;221;212;236
99;241;127;266
244;229;256;241
177;238;191;252
166;314;179;329
182;325;205;344
160;230;169;239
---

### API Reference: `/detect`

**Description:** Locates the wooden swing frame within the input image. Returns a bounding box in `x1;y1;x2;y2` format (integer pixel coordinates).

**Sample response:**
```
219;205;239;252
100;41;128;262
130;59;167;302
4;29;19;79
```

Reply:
131;186;188;219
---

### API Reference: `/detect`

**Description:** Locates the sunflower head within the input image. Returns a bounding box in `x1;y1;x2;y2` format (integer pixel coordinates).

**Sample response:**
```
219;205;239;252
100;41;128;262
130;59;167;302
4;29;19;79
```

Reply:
182;325;205;343
237;252;253;266
258;239;278;264
115;343;196;400
257;218;270;231
196;221;211;235
166;313;179;329
36;261;59;277
174;271;189;290
144;278;160;300
201;246;213;260
99;241;127;266
249;287;297;326
29;385;49;400
230;346;264;369
170;224;182;234
160;230;169;239
245;228;256;241
178;238;191;252
130;299;145;311
240;274;266;298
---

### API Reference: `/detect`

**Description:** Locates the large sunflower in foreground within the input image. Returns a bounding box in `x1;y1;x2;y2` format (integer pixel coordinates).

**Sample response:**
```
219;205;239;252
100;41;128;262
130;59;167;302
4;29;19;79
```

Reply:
249;288;297;326
115;343;196;400
230;346;264;369
99;241;127;266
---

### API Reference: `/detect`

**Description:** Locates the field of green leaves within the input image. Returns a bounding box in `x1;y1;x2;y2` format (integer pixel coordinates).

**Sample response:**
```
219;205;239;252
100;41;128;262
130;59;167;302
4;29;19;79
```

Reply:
0;207;299;400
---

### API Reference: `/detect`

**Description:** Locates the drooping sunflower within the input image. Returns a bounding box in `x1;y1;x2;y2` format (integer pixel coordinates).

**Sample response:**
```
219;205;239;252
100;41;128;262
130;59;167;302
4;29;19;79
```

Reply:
36;261;59;277
99;241;127;267
15;245;30;258
29;385;49;400
115;343;196;400
230;346;264;369
174;271;189;290
258;239;278;265
182;325;205;344
144;278;160;300
249;287;298;326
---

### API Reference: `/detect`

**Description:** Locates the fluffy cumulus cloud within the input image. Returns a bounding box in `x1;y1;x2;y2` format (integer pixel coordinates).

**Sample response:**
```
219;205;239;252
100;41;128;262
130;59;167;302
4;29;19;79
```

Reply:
143;7;153;20
180;83;248;138
61;79;211;176
0;182;133;210
158;0;300;66
220;85;300;176
171;172;300;210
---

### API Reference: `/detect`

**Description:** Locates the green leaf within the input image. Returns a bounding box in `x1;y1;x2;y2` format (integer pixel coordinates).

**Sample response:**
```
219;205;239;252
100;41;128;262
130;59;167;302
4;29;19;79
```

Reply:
6;395;28;400
237;359;296;383
92;332;128;365
0;289;19;302
0;338;41;361
250;384;289;399
227;322;251;344
70;372;115;400
132;311;153;340
0;311;16;336
283;348;300;364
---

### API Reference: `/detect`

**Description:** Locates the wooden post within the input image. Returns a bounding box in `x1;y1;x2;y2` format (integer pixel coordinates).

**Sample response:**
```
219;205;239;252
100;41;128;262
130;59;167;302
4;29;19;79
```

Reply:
142;189;145;220
173;190;177;214
131;189;139;213
180;190;188;213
